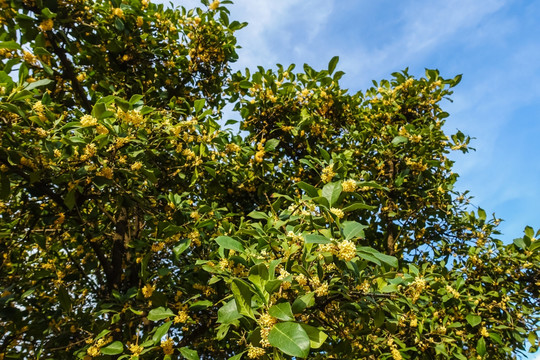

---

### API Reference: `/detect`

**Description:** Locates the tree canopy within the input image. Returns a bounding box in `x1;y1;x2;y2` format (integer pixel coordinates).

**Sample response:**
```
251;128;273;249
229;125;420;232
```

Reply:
0;0;539;359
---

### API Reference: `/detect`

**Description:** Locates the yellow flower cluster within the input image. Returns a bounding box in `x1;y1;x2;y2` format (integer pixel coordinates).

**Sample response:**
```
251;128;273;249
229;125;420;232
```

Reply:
151;242;164;252
39;18;54;32
330;207;344;219
337;240;356;261
247;346;265;359
208;0;220;10
258;312;276;347
96;167;113;179
129;344;143;356
445;285;460;298
87;346;100;357
161;337;174;355
405;158;428;173
314;282;329;297
480;327;489;337
112;8;124;18
341;179;357;192
23;50;38;65
188;230;201;246
80;115;98;127
130;161;143;171
174;310;189;324
287;231;304;244
225;143;241;153
117;109;145;126
142;284;154;298
254;142;265;163
321;164;335;183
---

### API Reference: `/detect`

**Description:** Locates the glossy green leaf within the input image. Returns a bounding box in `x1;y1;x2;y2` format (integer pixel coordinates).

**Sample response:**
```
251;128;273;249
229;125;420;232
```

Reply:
231;279;255;319
476;337;486;356
218;299;242;324
101;341;124;355
180;347;199;360
300;324;327;349
342;221;366;241
269;302;294;321
466;314;482;327
268;322;310;358
322;181;342;207
215;236;244;252
147;307;175;321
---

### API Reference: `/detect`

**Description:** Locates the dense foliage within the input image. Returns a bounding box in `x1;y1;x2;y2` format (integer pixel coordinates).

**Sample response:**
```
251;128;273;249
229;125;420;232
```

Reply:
1;0;539;359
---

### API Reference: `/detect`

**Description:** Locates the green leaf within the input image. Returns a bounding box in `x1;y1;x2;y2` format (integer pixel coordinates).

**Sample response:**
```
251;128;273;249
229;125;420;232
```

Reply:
342;221;366;241
180;347;199;360
58;286;72;312
114;17;124;31
228;353;245;360
391;136;408;145
24;78;53;91
215;236;244;252
327;56;339;75
300;324;327;349
218;299;242;324
269;302;294;321
297;181;319;198
268;322;310;358
173;239;190;259
476;337;486;356
0;174;10;200
466;314;482;327
64;189;76;210
372;252;398;268
264;139;280;152
152;322;172;344
190;300;212;311
194;99;205;113
231;279;255;319
322;181;342;207
357;247;398;267
147;307;175;321
292;292;315;313
101;341;124;355
0;41;22;50
342;202;376;212
247;211;269;220
304;234;330;244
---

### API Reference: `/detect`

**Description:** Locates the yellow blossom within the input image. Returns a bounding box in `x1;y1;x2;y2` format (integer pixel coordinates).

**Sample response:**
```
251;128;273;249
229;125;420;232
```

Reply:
337;240;356;261
142;283;154;298
330;207;344;219
247;346;265;359
129;344;143;356
342;179;357;192
80;115;98;127
160;337;174;355
174;310;189;324
97;167;113;179
96;124;109;134
113;8;124;18
480;327;489;337
136;16;144;27
314;282;329;296
151;242;164;252
209;0;220;11
87;346;100;357
131;161;143;171
321;164;335;183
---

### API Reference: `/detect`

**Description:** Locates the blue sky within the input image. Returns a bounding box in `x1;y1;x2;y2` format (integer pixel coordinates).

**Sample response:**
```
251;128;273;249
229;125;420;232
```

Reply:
171;1;540;355
176;0;540;245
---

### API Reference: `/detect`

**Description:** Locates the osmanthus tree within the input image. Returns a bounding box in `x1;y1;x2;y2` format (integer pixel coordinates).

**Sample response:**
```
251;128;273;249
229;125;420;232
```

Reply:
0;0;538;359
